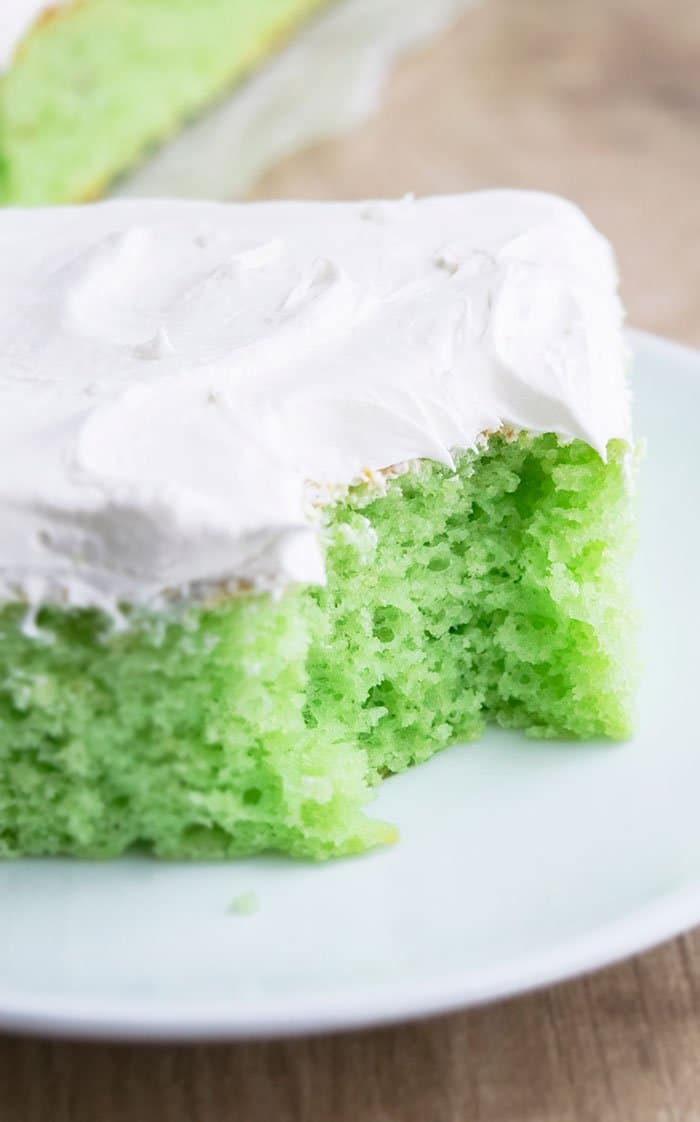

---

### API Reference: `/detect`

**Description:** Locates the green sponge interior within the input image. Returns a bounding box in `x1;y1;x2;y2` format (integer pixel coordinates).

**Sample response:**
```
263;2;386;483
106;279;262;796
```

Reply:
0;435;636;860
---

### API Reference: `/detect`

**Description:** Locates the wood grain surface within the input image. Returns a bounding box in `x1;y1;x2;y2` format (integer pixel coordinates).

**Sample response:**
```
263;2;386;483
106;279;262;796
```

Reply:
3;1;700;1119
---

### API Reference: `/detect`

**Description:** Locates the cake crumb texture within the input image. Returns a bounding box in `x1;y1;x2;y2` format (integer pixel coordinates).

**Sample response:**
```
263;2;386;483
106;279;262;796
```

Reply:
0;435;636;860
228;891;259;916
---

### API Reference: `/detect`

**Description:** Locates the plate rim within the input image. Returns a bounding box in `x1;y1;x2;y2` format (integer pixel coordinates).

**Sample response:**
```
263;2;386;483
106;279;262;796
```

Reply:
2;877;700;1041
1;327;698;1041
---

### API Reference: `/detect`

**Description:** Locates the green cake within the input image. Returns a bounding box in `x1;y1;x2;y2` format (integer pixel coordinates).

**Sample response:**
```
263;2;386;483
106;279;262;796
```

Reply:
0;0;329;205
0;192;637;860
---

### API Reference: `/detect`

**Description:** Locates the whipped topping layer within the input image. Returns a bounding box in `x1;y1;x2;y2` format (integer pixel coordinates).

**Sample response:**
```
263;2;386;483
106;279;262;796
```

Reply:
0;1;63;69
0;192;631;615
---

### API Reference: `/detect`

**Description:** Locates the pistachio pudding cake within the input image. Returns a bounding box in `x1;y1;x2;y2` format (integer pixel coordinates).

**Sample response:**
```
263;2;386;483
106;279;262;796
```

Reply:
0;191;637;861
0;0;329;205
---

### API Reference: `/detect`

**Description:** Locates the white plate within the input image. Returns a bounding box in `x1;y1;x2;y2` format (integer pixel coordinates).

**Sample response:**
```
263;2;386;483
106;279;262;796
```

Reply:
1;329;698;1041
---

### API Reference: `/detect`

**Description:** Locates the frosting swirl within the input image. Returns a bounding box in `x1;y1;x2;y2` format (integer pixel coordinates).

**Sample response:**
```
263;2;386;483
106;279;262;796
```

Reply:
0;192;631;615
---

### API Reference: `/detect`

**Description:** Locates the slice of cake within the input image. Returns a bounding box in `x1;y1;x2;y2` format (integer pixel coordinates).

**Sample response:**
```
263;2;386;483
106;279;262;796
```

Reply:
0;191;637;861
0;0;329;205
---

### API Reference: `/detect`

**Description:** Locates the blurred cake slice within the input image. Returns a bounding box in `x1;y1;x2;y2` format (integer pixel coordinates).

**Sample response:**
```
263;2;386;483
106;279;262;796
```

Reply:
0;0;329;204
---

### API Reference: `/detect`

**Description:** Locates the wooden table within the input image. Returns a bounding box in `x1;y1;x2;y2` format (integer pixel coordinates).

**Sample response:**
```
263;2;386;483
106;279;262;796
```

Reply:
3;1;700;1118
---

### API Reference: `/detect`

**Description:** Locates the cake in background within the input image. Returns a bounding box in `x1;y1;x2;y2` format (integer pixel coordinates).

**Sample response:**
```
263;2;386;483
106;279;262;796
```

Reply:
0;0;329;205
113;0;478;202
0;191;638;861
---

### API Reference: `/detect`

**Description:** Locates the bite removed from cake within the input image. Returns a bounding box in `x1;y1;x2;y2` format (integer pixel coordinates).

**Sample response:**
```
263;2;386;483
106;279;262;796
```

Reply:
0;192;637;860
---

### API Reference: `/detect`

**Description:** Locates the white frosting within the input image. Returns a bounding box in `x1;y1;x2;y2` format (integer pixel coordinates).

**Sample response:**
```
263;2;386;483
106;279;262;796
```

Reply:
0;1;64;68
0;192;631;616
